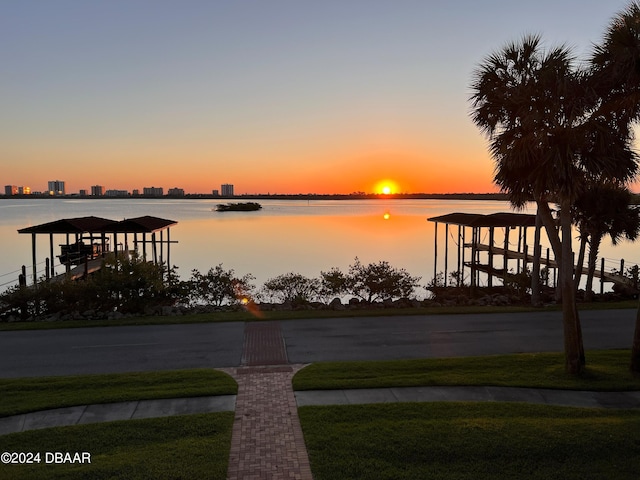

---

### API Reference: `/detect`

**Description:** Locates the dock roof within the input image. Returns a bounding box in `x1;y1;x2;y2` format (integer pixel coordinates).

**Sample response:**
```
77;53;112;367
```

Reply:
18;216;177;235
111;216;178;233
427;212;537;227
18;216;118;234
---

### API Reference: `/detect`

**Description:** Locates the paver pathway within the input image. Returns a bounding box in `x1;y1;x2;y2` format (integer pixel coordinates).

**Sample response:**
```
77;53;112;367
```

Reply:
222;321;314;480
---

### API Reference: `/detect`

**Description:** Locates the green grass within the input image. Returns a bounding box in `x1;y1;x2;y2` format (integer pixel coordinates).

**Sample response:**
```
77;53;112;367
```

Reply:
0;307;515;331
0;412;234;480
299;402;640;480
0;300;636;331
0;369;237;418
293;350;640;391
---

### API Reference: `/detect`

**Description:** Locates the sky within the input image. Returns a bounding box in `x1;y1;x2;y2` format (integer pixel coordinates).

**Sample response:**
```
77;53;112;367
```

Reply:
1;0;635;195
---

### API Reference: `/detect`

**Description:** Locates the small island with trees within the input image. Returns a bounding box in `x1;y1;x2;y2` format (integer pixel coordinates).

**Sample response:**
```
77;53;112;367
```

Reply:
215;202;262;212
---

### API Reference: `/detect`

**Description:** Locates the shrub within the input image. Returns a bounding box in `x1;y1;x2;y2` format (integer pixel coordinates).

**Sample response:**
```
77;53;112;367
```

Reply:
319;267;348;301
188;265;255;307
261;273;321;305
90;253;182;313
342;257;421;303
0;253;183;318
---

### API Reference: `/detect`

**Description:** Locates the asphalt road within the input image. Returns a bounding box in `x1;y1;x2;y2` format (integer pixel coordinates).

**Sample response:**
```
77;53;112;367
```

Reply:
0;309;636;378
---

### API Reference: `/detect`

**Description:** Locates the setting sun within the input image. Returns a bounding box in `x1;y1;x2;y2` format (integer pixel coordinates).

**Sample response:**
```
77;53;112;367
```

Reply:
375;179;399;195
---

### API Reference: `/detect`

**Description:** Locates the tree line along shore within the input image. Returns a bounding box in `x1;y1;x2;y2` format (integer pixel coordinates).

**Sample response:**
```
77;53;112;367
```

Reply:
0;193;511;200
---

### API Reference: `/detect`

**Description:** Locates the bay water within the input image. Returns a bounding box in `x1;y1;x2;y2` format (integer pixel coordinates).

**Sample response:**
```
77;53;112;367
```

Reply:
1;198;637;295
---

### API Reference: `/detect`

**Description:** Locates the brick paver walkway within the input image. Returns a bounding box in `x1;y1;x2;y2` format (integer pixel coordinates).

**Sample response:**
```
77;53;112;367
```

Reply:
222;322;313;480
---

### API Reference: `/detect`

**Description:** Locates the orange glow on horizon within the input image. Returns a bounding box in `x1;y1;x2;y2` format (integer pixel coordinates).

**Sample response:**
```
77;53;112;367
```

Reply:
6;140;502;195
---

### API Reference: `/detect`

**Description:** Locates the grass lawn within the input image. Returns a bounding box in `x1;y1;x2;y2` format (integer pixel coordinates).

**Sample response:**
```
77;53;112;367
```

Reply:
299;402;640;480
293;350;640;391
295;351;640;479
0;369;237;417
0;412;234;480
0;300;635;331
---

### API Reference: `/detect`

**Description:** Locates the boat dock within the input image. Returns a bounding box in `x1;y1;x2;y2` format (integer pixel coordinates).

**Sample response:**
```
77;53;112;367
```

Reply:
15;216;178;286
428;212;635;294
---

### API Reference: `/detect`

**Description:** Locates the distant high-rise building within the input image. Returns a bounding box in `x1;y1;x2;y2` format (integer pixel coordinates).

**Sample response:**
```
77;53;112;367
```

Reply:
47;180;65;196
91;185;105;196
168;187;185;196
79;189;88;196
132;189;140;196
18;186;30;195
212;189;219;196
143;186;164;196
221;184;234;197
105;189;129;197
5;185;17;196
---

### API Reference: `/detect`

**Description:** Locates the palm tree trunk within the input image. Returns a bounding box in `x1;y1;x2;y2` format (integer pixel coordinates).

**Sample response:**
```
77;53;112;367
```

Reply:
559;203;584;373
574;233;588;291
536;201;562;259
536;200;562;303
531;210;543;306
585;235;602;302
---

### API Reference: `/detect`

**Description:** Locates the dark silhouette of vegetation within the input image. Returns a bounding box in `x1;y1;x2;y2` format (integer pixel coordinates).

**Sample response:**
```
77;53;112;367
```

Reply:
592;2;640;375
187;265;255;307
0;253;181;319
0;257;426;320
320;259;422;304
470;1;640;373
261;273;322;306
259;259;422;306
215;202;262;212
573;183;640;301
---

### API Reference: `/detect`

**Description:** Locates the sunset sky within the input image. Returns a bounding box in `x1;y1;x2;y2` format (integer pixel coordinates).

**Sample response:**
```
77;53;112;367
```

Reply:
1;1;635;195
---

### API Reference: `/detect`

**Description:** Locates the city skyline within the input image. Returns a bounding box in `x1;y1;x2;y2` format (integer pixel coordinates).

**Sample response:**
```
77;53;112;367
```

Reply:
3;181;234;197
2;1;637;195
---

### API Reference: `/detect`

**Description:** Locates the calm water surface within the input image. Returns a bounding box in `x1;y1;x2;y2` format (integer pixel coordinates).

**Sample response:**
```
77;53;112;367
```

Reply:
1;198;637;293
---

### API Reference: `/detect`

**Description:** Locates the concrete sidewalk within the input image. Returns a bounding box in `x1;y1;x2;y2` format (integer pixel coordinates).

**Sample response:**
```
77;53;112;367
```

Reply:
295;385;640;409
3;385;640;438
0;395;236;436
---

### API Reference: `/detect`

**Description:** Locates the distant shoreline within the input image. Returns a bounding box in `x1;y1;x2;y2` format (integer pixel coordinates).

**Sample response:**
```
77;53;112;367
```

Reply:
2;192;639;203
0;193;510;201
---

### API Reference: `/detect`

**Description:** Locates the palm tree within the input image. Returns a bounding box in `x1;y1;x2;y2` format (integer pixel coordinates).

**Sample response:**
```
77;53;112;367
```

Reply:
471;34;638;373
470;35;587;373
591;2;640;374
573;183;640;301
591;2;640;130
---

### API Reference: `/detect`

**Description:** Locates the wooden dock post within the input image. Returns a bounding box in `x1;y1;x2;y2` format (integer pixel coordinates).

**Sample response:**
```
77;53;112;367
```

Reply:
30;232;37;285
546;248;550;287
488;227;494;288
516;227;522;274
461;226;466;286
471;227;477;288
444;224;449;287
503;226;510;285
167;228;172;281
433;222;438;282
49;232;55;278
522;227;528;272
